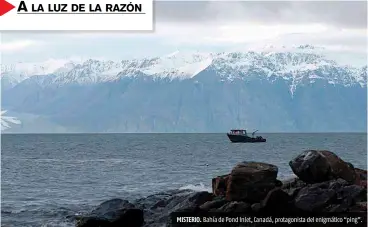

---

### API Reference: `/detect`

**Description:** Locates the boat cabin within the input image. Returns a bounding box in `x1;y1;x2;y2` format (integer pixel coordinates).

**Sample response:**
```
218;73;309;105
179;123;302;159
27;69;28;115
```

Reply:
229;129;247;135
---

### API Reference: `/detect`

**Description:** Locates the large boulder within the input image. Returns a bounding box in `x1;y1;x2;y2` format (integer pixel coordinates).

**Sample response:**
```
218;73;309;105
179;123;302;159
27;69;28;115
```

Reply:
76;199;144;227
226;161;278;202
289;150;357;184
294;182;337;212
294;178;367;213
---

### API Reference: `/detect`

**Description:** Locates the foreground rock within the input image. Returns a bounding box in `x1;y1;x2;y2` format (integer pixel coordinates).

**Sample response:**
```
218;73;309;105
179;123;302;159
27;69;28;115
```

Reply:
135;190;213;227
75;150;367;227
76;190;213;227
225;162;279;202
289;150;357;184
76;199;144;227
294;178;366;212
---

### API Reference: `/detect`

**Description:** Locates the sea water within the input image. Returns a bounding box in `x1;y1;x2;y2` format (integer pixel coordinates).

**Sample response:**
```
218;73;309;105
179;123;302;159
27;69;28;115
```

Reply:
1;133;366;226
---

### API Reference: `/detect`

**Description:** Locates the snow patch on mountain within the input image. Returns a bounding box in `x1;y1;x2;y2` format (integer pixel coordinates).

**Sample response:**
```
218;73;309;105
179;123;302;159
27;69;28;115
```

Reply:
143;52;213;79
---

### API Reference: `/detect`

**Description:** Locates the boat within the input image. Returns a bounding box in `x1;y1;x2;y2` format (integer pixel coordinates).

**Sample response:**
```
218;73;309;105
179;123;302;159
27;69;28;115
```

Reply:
227;129;266;143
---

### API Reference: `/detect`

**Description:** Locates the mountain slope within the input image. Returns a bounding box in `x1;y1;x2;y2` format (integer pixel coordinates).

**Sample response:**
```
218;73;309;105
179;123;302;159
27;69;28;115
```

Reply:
1;46;366;133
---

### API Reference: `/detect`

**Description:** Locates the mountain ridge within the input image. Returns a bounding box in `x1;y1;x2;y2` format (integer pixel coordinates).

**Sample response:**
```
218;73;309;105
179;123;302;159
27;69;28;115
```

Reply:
1;46;366;133
2;46;366;89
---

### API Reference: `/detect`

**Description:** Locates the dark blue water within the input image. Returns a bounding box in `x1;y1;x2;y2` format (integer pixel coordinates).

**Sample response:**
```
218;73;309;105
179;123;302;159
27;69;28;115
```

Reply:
1;133;367;227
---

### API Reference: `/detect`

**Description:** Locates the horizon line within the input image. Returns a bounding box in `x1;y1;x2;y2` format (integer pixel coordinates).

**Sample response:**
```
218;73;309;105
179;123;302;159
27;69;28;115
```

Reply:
2;132;367;135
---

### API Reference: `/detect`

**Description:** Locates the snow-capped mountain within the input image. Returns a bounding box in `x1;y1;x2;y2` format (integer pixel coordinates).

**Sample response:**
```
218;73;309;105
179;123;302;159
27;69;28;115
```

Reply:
1;45;367;133
2;46;366;91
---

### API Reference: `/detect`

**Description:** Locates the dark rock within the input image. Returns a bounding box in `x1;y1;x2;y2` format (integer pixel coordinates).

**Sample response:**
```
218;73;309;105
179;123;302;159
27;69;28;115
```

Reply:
328;178;349;190
294;178;367;213
89;199;135;218
134;190;190;210
226;161;278;202
324;202;350;212
199;198;227;211
75;152;367;227
275;179;283;187
354;168;367;189
212;174;230;196
281;177;308;198
294;182;337;212
251;203;262;212
355;168;367;181
286;187;302;198
217;201;251;212
336;184;366;205
175;205;200;212
76;218;111;227
289;150;330;183
281;177;307;190
358;180;367;188
289;150;357;184
164;192;213;227
112;209;144;226
76;199;144;227
322;180;352;213
76;210;143;227
260;188;294;213
231;161;278;182
321;151;357;183
133;189;213;227
348;202;367;212
187;191;214;206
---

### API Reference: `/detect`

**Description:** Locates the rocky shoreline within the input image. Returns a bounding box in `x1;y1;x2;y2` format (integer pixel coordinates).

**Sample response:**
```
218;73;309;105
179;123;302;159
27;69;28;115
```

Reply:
75;150;367;227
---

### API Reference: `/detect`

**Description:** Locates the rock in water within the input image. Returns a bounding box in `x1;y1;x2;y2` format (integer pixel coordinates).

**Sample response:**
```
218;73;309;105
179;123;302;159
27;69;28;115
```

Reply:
226;161;278;202
76;199;144;227
289;150;357;184
89;199;135;218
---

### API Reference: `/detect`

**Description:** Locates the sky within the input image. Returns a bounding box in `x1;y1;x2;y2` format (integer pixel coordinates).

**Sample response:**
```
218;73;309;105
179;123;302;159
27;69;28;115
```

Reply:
1;1;367;65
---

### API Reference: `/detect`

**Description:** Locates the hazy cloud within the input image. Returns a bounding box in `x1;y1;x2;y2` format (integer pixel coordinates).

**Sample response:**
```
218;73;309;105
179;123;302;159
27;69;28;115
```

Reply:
155;1;367;29
1;1;366;64
0;39;40;52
